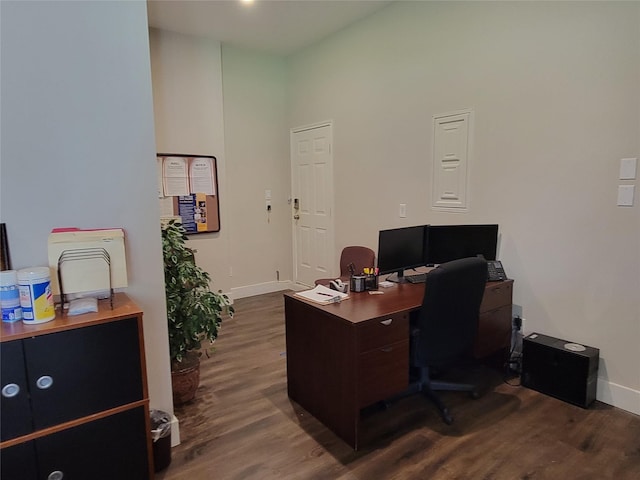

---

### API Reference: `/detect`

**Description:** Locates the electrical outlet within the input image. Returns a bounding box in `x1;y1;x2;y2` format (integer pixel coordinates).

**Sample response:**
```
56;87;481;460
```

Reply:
399;203;407;218
520;317;526;336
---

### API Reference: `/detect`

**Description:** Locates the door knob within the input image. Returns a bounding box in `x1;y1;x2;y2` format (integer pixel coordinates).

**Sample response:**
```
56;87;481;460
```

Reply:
293;214;300;220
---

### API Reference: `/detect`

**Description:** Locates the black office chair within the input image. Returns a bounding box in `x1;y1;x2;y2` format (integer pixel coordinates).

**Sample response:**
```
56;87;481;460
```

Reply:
403;257;488;425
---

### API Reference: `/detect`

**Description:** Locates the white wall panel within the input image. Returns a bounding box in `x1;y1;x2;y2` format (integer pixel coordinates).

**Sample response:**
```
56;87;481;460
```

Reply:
432;112;470;210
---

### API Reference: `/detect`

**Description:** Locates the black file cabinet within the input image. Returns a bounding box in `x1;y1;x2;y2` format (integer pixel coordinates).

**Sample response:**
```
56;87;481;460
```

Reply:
0;294;153;479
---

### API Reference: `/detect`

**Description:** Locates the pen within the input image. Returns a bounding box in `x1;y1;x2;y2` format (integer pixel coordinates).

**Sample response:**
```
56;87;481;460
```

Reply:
317;292;334;297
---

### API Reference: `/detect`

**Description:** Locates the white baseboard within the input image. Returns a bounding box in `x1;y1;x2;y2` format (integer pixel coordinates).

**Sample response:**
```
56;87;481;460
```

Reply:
228;280;304;300
597;378;640;416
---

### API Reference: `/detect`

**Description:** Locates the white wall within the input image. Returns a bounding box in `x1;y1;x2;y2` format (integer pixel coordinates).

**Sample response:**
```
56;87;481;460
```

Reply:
287;2;640;412
149;29;231;295
222;46;292;297
0;2;173;414
149;30;293;299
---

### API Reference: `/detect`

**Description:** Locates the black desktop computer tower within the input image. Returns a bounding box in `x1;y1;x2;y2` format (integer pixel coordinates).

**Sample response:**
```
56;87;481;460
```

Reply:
522;333;599;408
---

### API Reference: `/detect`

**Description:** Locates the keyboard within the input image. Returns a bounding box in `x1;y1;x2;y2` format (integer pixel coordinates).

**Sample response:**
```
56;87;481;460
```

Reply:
405;273;427;284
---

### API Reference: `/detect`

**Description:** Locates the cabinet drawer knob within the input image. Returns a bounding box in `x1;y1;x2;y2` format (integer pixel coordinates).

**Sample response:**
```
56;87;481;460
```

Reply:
1;383;20;398
380;319;393;326
48;471;64;480
36;375;54;390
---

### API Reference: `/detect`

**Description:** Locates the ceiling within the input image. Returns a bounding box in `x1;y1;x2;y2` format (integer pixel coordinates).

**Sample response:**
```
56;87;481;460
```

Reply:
146;0;394;56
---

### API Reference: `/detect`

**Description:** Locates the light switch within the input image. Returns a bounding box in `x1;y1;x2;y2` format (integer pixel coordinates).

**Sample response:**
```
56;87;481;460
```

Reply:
617;185;635;206
619;158;637;180
399;203;407;218
265;190;272;200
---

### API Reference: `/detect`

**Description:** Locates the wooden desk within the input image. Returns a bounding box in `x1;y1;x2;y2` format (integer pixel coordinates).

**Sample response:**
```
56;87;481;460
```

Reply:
284;279;513;449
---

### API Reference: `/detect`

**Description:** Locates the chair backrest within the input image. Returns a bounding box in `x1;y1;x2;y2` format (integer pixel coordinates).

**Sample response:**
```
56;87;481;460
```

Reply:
339;246;376;276
414;257;488;366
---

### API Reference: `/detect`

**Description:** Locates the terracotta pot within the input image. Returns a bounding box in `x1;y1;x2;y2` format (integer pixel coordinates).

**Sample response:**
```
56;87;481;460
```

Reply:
171;352;200;405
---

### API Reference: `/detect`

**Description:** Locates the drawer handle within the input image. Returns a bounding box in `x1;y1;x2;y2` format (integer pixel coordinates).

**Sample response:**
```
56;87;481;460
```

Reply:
380;319;393;326
36;375;54;390
381;346;393;353
1;383;20;398
48;471;64;480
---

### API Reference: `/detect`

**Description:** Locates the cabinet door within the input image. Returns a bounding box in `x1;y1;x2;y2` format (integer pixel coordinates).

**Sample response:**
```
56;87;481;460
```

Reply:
474;305;512;358
36;406;150;480
0;441;38;480
24;318;144;430
358;340;409;408
0;340;33;441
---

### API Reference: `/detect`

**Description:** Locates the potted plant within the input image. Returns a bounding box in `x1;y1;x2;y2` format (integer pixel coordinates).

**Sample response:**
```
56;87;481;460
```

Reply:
161;220;233;404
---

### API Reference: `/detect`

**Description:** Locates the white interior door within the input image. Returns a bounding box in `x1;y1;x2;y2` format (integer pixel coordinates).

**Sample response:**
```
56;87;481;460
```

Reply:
291;123;334;287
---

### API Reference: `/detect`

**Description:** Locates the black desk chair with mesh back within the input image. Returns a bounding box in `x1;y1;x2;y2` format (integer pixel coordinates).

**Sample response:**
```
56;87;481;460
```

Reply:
400;257;488;425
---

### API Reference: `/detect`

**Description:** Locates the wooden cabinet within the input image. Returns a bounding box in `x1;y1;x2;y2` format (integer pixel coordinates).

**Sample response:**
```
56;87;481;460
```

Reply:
285;291;415;450
474;280;514;358
357;312;409;408
0;293;153;479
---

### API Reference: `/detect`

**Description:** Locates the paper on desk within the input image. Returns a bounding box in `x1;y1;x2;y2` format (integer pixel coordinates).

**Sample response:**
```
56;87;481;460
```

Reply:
295;284;349;305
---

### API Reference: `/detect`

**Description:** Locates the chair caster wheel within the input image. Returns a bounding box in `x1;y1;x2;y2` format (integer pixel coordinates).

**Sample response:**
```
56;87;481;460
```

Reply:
469;390;480;399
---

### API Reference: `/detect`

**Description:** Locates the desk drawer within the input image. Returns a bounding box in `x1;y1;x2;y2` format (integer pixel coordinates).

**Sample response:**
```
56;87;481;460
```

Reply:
480;281;513;313
358;340;409;408
358;313;409;353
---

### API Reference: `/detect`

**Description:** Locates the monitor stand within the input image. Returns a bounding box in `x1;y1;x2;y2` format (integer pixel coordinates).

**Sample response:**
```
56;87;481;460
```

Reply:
386;271;409;284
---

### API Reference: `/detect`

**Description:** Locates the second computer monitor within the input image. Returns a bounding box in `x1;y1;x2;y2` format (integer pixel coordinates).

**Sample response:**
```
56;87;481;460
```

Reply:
377;225;425;282
425;224;498;265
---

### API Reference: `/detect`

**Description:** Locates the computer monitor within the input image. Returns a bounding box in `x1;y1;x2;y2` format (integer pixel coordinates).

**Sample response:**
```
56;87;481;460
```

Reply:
377;225;426;283
425;224;498;265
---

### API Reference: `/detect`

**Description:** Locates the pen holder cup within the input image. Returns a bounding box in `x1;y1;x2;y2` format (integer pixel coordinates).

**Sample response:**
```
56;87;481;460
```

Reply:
350;275;367;293
365;274;379;291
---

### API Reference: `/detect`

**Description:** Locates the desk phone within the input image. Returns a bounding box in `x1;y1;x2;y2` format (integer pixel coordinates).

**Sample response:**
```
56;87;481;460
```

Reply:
487;260;507;281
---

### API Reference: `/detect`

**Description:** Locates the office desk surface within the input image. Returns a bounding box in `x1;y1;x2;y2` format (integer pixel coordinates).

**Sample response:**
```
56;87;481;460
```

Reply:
289;282;424;324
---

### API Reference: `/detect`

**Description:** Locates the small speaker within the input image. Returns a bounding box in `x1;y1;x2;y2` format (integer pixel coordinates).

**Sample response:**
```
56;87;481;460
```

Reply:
522;333;599;408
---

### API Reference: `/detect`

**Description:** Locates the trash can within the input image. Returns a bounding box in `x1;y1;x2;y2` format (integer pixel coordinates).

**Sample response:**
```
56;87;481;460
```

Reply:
150;409;172;472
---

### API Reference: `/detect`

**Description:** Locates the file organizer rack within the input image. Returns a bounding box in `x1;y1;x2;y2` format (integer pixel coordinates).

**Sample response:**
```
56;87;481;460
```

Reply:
57;247;114;314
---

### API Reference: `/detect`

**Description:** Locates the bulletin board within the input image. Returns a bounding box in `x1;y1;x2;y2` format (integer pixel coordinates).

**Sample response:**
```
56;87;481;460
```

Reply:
157;153;220;233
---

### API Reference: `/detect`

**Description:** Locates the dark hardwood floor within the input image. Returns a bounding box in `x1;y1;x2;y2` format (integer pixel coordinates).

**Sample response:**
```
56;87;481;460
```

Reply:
157;291;640;480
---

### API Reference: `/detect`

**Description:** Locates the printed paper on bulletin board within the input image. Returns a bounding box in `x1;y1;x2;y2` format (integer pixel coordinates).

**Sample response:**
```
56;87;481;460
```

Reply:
157;154;220;233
